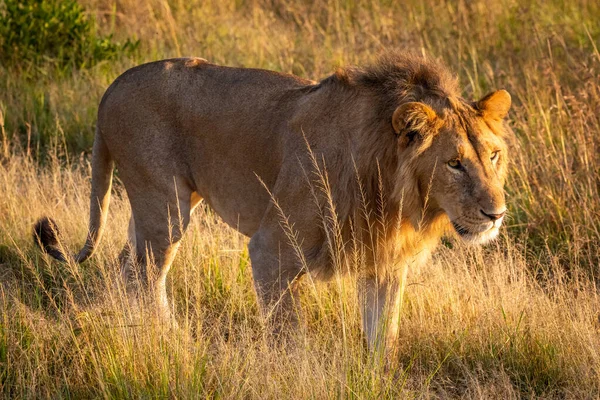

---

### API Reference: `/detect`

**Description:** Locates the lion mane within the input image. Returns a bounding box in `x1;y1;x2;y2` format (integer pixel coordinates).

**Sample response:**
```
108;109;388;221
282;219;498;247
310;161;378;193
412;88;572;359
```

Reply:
298;53;463;277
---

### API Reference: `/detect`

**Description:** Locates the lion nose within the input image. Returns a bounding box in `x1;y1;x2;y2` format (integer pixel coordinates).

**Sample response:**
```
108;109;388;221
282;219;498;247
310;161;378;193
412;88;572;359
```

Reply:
480;209;506;221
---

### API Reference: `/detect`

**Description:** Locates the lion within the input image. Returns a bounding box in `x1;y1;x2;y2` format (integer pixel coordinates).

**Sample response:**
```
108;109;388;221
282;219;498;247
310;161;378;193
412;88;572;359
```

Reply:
34;52;512;352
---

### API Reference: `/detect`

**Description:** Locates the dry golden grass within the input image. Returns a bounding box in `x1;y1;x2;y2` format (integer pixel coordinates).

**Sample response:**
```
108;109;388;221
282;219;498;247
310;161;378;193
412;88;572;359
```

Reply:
1;0;600;397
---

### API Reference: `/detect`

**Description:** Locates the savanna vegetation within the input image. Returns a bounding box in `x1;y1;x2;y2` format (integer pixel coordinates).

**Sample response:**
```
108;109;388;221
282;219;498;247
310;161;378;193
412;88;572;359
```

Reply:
0;0;599;397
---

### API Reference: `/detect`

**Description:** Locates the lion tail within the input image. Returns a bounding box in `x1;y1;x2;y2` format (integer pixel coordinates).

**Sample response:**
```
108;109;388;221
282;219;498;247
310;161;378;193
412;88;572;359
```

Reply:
34;129;114;263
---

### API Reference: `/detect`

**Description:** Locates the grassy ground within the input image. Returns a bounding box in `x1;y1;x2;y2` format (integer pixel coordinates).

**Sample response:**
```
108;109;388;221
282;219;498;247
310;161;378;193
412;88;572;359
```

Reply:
1;0;599;397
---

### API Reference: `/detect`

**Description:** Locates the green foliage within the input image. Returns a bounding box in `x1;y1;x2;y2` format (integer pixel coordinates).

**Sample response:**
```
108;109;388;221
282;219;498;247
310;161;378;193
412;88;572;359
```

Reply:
0;0;138;70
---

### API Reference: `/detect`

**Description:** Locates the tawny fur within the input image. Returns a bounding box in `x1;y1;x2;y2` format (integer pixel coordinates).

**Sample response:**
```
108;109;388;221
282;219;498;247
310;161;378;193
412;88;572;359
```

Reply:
33;51;512;350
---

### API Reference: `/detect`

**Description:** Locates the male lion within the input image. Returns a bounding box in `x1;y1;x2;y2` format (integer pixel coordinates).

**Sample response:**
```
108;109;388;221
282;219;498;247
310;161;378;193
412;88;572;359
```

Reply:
34;52;511;352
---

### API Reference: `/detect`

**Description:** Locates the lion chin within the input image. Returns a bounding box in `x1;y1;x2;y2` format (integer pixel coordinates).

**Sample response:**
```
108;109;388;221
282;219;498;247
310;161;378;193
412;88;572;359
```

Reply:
452;221;501;245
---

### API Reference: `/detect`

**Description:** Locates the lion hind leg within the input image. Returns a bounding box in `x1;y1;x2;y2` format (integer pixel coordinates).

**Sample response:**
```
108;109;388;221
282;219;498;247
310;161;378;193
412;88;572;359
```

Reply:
118;215;137;282
127;182;193;325
115;214;143;324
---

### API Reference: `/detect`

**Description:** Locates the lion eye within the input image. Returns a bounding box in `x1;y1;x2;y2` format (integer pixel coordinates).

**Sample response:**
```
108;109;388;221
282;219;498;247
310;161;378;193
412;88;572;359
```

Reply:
448;159;462;169
490;151;500;162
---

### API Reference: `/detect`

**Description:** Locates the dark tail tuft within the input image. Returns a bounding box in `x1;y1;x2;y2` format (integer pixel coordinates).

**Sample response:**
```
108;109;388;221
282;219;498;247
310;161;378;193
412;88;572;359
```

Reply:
33;217;68;262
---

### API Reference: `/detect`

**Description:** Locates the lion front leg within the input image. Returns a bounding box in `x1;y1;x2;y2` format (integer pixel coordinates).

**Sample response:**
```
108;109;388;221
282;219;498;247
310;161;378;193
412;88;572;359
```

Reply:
360;265;408;355
248;230;306;338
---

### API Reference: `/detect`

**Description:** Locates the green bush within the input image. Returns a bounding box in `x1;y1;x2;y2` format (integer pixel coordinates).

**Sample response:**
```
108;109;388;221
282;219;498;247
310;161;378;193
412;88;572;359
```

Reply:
0;0;138;70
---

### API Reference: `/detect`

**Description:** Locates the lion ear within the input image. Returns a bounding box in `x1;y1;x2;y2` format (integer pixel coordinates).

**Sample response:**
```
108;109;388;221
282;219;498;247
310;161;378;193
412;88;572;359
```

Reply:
475;89;511;120
392;102;438;144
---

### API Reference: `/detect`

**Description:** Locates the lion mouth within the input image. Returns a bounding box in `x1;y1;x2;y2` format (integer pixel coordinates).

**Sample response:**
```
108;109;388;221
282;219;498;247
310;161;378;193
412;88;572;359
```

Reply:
452;221;471;236
451;221;499;244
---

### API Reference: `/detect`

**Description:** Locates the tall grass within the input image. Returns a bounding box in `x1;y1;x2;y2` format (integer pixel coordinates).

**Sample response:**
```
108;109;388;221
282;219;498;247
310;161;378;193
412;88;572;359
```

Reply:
1;0;599;397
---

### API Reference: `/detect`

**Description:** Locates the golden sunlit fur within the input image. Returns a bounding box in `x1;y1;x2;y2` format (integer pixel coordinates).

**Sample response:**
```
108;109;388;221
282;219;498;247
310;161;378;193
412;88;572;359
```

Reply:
301;55;513;349
33;52;512;351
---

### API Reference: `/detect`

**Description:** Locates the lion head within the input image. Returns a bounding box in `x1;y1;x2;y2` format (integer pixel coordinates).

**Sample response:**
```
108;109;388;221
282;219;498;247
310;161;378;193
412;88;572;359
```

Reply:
392;90;512;244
